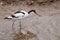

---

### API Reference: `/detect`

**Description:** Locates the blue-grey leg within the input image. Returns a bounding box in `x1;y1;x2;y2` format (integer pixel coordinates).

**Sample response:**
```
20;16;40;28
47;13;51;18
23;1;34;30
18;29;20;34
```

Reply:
12;20;16;34
19;20;22;34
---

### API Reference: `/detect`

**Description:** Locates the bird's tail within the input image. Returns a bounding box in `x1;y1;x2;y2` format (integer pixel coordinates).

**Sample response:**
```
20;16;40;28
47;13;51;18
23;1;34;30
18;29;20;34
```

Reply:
4;17;11;19
4;16;12;19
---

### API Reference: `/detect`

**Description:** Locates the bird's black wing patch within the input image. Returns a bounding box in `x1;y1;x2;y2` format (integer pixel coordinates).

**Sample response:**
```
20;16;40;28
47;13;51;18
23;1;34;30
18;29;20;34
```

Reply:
11;15;18;18
14;11;21;14
11;15;15;17
20;12;25;15
14;11;25;15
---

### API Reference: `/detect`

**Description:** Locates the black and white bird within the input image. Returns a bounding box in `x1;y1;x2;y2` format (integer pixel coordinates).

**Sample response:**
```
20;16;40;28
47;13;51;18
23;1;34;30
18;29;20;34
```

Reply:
4;10;40;34
4;10;40;19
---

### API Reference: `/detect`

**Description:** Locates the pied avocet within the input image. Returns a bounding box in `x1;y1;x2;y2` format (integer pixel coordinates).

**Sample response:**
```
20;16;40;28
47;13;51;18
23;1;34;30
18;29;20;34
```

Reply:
4;10;40;34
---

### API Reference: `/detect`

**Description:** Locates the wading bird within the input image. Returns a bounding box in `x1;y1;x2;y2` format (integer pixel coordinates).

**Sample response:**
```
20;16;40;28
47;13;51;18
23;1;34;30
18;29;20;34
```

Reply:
4;10;40;34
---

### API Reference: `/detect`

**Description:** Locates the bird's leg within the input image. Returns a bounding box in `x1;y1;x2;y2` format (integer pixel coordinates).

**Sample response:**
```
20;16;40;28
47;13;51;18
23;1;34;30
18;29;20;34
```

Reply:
19;20;22;34
12;20;16;34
